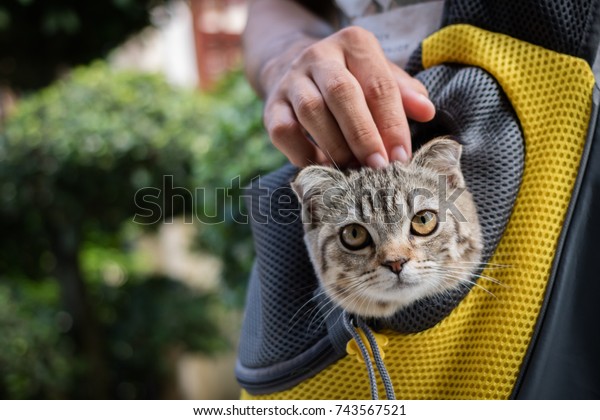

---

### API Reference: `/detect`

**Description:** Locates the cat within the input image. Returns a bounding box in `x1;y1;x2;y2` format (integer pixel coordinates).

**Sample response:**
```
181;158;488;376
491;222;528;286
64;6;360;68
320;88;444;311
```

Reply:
291;137;483;319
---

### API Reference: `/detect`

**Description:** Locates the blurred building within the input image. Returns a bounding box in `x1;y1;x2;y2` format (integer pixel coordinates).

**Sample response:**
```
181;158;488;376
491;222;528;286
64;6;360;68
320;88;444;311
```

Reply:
191;0;247;89
110;0;246;90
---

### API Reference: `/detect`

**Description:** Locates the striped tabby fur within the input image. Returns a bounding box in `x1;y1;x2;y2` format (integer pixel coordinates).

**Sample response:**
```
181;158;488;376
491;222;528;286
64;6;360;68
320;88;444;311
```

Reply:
291;138;482;318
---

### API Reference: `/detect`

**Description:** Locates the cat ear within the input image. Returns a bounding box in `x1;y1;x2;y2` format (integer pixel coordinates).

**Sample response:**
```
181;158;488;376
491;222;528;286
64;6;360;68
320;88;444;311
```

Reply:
291;165;345;202
411;137;465;187
291;166;346;225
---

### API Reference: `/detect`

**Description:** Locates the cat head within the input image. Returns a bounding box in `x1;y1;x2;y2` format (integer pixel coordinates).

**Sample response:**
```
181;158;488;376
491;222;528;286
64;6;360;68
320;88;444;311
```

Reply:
291;137;482;318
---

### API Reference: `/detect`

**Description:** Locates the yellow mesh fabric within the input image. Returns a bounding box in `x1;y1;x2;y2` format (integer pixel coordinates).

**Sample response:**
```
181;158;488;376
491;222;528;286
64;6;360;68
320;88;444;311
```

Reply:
243;24;595;400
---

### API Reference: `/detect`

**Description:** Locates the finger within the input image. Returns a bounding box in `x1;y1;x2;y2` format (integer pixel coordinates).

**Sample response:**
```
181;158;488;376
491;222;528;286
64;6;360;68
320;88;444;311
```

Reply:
338;27;412;163
388;63;436;123
389;64;430;96
311;63;389;169
287;77;353;167
400;88;436;123
264;99;325;167
299;128;331;166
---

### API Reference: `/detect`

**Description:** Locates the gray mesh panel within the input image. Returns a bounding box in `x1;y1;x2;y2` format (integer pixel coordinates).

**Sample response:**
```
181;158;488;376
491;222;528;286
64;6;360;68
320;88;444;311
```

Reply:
377;65;524;331
237;65;524;388
443;0;600;64
238;167;328;369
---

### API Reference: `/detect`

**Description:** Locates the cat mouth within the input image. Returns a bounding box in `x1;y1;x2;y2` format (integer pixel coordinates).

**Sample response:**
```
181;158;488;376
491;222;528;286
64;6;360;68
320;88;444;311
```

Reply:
386;276;418;291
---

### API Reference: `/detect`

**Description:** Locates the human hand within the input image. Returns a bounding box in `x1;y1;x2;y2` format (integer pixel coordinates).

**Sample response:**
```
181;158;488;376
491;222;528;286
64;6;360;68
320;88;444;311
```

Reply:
260;26;435;168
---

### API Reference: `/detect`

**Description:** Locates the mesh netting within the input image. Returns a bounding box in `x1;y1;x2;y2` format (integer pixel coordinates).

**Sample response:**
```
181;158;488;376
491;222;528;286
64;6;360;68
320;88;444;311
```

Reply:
443;0;600;63
238;167;326;369
377;64;524;332
241;24;595;399
237;61;524;384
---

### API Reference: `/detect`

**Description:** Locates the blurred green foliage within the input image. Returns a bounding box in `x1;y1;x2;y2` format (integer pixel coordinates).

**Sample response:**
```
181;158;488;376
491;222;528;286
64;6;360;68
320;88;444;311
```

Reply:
0;62;285;398
0;282;71;398
192;72;286;298
1;62;206;277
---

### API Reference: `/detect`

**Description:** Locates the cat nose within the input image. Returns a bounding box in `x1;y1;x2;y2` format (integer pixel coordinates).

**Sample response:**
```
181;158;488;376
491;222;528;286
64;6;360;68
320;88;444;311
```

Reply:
382;258;408;274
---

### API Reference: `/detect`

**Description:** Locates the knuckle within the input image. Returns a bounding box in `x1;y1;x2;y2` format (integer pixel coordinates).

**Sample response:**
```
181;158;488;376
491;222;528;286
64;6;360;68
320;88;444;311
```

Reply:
379;116;407;132
294;94;324;118
364;76;397;102
337;26;373;44
324;75;355;101
298;43;323;62
349;125;375;147
268;119;299;144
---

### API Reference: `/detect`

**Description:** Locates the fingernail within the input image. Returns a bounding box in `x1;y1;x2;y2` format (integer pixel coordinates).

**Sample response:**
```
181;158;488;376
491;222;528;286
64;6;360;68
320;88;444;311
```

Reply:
366;152;387;169
391;145;409;163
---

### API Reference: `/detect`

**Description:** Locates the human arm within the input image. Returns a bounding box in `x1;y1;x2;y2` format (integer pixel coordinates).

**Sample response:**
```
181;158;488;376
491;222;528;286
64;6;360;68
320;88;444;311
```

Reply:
243;0;435;168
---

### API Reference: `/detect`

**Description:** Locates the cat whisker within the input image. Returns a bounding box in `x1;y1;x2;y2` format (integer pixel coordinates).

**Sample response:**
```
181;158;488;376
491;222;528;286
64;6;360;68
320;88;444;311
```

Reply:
469;274;508;288
442;261;514;269
439;272;498;298
287;287;327;311
320;146;355;193
416;264;501;295
337;271;377;282
310;301;335;332
310;286;364;332
446;260;512;266
415;273;456;301
312;276;378;328
315;300;345;331
420;263;506;286
306;278;372;331
321;145;341;171
460;279;498;299
286;284;331;314
321;308;347;333
296;302;331;334
431;267;507;287
412;259;510;269
288;288;333;332
307;295;339;332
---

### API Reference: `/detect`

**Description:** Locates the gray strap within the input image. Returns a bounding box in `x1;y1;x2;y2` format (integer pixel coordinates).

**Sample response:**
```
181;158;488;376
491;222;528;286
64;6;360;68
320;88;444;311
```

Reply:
357;317;396;400
343;313;379;400
343;312;397;400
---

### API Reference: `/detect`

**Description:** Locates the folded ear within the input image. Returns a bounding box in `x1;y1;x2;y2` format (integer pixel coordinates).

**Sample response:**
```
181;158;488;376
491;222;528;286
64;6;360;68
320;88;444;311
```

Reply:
411;137;465;187
291;165;345;201
291;166;346;226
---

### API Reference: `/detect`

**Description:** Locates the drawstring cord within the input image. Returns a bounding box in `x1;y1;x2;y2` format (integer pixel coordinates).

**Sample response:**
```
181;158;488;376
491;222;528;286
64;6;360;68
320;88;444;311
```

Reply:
343;314;380;399
343;312;396;400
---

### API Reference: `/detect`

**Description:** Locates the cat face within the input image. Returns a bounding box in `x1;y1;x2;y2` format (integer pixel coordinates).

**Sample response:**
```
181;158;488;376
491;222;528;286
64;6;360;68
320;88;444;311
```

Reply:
291;138;482;318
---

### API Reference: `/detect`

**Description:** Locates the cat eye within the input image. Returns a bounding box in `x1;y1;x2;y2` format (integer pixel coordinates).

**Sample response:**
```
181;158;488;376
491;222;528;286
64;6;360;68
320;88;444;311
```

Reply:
340;224;372;250
411;210;438;236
